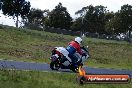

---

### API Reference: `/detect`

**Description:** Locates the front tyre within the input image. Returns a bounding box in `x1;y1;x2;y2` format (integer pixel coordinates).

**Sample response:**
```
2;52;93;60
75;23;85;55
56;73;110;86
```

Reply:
70;65;79;73
50;61;60;70
72;67;79;73
71;64;83;73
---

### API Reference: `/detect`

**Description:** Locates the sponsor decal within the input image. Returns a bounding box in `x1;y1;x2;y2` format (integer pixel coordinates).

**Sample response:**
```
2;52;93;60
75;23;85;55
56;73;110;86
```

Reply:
77;66;131;84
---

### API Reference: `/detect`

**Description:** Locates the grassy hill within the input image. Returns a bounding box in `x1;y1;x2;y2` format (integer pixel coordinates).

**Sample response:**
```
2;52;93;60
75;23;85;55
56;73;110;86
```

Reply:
0;25;132;70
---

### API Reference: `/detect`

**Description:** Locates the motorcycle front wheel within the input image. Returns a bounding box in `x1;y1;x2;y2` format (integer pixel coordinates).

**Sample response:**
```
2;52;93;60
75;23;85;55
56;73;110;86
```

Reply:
50;60;60;70
71;63;83;73
70;65;79;73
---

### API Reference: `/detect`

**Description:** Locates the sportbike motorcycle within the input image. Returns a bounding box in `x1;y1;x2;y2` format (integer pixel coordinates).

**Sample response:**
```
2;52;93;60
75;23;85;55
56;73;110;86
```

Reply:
49;46;90;72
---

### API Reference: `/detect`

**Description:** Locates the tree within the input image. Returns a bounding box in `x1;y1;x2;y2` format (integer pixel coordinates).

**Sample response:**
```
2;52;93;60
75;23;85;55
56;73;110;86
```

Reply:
118;4;132;42
120;4;132;33
106;4;132;42
0;0;30;27
93;5;107;34
104;11;114;22
75;5;107;34
23;8;49;30
48;3;72;29
24;8;43;29
41;9;50;28
27;8;44;24
105;4;132;42
70;17;82;31
118;4;132;33
75;5;92;33
75;6;89;17
105;12;121;35
104;12;115;34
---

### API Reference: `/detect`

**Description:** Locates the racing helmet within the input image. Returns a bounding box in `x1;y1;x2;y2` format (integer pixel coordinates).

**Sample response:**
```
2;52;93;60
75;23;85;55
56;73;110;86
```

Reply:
75;37;82;44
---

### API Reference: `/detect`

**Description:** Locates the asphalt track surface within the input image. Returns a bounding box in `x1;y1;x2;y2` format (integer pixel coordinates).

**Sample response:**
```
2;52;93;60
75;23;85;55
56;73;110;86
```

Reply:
0;60;132;78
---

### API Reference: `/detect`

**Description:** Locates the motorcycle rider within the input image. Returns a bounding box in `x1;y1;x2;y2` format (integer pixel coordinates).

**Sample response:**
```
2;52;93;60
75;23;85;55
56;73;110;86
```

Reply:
66;37;85;66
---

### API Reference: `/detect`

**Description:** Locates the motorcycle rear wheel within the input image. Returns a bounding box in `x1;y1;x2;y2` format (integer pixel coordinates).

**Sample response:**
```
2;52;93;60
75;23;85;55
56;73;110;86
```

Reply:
50;61;60;70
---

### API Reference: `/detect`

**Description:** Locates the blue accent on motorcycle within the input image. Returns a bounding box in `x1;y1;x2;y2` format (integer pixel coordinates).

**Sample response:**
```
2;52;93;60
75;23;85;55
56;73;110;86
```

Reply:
66;45;76;54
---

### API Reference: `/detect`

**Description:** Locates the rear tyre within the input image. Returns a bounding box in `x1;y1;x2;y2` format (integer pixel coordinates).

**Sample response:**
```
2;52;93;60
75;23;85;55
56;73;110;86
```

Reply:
50;61;60;70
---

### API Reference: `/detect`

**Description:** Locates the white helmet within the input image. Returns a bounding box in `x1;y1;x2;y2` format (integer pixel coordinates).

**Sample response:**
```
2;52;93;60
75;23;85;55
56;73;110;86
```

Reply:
75;37;82;44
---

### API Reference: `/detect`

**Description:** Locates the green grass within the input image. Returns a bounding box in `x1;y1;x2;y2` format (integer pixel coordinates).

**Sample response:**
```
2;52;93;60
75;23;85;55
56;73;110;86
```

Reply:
0;69;131;88
85;42;132;70
0;25;132;70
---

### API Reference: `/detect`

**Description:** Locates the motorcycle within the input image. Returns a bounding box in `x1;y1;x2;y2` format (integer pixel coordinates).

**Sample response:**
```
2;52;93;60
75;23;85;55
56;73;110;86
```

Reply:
49;46;89;72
